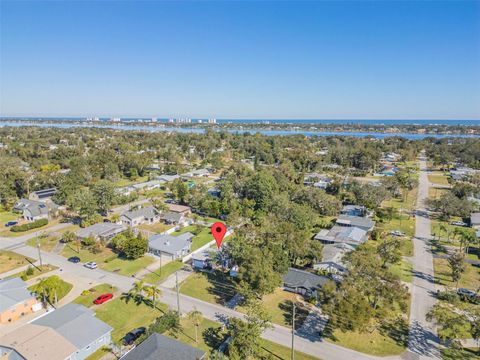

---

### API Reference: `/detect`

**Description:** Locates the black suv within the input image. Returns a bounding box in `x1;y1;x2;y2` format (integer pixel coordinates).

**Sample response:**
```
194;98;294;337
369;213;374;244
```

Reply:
123;327;146;345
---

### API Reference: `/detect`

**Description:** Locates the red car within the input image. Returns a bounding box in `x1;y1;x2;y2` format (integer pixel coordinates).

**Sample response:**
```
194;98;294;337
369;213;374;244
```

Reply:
94;293;113;305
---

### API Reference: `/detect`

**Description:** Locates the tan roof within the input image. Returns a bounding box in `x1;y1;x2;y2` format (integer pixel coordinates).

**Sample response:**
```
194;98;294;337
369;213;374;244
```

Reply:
168;204;191;213
0;324;76;360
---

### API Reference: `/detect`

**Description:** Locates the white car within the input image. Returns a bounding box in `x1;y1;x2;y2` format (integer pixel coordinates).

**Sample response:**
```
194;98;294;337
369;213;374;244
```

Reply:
390;230;405;237
84;261;97;269
450;221;468;227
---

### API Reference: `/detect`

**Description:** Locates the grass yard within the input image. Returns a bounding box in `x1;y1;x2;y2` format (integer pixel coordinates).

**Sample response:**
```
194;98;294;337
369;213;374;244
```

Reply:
433;258;480;291
95;297;168;342
0;219;60;238
389;258;413;283
26;235;60;252
441;347;480;360
382;187;418;211
8;264;57;281
0;211;18;224
61;244;116;263
238;288;310;328
100;255;154;276
142;260;184;284
115;176;149;188
85;346;111;360
73;284;118;308
29;276;73;301
173;225;214;251
428;187;448;200
139;222;172;234
165;316;221;354
0;251;35;274
377;215;416;239
179;271;236;305
430;219;473;248
428;172;450;186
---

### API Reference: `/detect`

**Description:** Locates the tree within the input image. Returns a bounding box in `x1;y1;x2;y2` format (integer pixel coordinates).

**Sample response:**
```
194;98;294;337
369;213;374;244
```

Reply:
92;180;116;214
144;285;162;309
122;232;148;259
187;308;203;343
377;237;402;268
226;301;272;359
170;178;189;204
62;230;76;243
447;251;466;289
32;275;64;305
67;187;97;222
148;310;180;335
427;303;471;344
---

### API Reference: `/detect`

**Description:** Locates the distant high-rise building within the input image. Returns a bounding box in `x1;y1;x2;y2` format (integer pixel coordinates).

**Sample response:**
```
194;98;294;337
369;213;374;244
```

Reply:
151;117;157;122
208;118;217;124
110;117;121;122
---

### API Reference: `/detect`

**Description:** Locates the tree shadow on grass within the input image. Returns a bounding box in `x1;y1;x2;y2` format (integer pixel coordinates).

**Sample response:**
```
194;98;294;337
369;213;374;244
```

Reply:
203;326;226;349
205;271;236;304
378;317;409;348
278;300;310;330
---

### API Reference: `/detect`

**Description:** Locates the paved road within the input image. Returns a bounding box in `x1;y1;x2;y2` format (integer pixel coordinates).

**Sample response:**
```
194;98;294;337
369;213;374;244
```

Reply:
0;222;72;250
407;154;441;359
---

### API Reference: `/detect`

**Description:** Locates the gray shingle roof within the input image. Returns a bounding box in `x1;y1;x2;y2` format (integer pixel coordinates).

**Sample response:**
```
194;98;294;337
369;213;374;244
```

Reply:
122;206;158;221
471;213;480;226
336;215;375;231
0;278;35;313
76;222;126;239
283;268;329;290
161;212;183;223
121;333;205;360
148;232;194;255
32;303;112;350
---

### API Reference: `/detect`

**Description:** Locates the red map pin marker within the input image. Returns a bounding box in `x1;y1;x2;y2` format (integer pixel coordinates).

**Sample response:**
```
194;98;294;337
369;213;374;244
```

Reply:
211;222;227;249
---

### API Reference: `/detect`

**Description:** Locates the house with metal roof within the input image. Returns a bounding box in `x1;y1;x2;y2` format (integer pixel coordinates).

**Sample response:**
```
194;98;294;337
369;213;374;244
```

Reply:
28;187;57;202
120;333;205;360
121;206;160;227
76;222;127;241
0;278;41;324
314;243;355;275
283;268;329;298
32;303;112;360
161;211;187;225
148;232;194;260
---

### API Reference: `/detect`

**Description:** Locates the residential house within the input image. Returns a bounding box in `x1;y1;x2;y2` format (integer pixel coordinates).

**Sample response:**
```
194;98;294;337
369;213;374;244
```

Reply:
121;206;160;227
207;188;221;198
0;324;77;360
148;232;194;260
32;304;112;360
28;188;57;202
161;211;188;226
0;278;41;324
303;173;332;190
76;223;127;242
118;180;163;196
335;215;375;232
120;333;205;360
13;198;57;222
340;205;369;217
314;226;368;247
157;174;181;182
283;268;329;298
168;204;192;215
313;243;355;275
182;168;210;178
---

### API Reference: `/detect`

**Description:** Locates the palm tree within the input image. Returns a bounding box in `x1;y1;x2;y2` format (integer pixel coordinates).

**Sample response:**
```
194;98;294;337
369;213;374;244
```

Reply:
32;275;63;305
144;285;162;309
129;280;146;303
188;308;203;343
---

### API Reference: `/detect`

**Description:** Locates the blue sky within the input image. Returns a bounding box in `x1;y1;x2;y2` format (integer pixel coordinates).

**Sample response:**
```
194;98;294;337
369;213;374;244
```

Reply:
1;1;479;119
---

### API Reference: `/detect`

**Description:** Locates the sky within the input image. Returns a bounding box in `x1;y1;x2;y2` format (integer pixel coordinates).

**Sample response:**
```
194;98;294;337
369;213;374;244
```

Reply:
1;1;479;120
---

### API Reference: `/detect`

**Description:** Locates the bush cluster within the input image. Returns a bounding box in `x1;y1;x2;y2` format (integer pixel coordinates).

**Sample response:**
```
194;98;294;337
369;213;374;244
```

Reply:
11;218;48;232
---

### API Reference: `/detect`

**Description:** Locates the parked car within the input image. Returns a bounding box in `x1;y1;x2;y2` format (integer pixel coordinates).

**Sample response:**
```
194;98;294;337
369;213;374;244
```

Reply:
68;256;81;263
93;293;113;305
84;261;97;269
390;230;405;237
5;221;18;227
457;288;478;300
123;327;146;345
450;221;468;227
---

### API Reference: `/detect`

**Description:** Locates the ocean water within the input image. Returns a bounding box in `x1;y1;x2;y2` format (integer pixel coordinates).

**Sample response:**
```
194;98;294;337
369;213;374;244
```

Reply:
0;121;478;139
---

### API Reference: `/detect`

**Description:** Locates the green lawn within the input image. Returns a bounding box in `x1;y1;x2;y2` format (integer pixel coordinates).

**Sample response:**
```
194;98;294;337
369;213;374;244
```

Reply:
0;219;60;238
26;235;60;252
100;255;154;276
434;258;480;291
95;297;168;342
173;225;214;251
428;173;450;186
115;176;149;187
139;222;173;234
441;347;480;360
29;276;73;301
0;251;35;274
389;258;413;283
377;215;416;239
73;284;118;308
238;288;310;328
179;271;236;305
0;211;18;224
430;218;472;248
428;187;448;200
61;245;116;263
142;260;184;285
85;346;111;360
165;316;220;354
8;264;57;281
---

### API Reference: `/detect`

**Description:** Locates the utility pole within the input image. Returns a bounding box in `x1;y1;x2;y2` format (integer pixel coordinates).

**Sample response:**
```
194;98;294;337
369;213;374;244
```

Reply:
36;233;43;267
159;253;162;277
291;301;295;360
175;271;180;315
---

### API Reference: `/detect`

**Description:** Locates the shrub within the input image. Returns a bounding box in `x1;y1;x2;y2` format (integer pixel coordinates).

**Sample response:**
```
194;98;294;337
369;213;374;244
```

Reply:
11;219;48;232
26;266;34;276
148;311;180;334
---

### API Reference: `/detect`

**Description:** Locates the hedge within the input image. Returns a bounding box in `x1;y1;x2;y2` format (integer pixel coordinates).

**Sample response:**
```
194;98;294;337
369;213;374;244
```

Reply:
11;218;48;232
